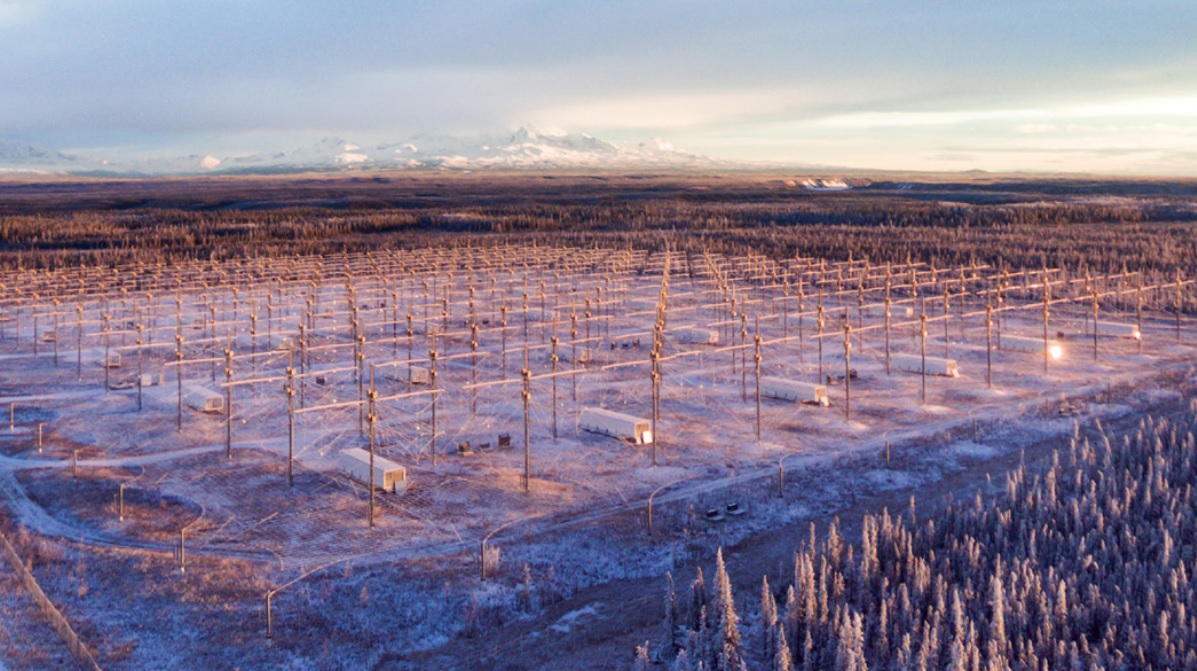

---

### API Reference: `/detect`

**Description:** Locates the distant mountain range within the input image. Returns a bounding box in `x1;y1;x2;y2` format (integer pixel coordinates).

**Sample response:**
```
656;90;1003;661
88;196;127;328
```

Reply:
0;127;745;176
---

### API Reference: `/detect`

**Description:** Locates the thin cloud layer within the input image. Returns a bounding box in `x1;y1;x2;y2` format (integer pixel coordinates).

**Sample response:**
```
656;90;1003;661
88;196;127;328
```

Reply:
2;0;1195;173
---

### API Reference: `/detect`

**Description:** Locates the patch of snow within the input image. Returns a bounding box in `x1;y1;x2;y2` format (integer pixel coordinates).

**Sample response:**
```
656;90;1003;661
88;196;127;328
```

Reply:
802;178;852;191
946;440;1000;459
549;603;600;633
336;152;369;165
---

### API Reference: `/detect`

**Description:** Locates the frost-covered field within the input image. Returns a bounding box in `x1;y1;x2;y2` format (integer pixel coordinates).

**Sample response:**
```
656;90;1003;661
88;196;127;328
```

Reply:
0;245;1193;669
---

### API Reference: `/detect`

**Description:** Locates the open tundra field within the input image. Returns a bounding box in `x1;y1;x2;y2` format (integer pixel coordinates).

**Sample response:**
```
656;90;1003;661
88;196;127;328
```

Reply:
0;172;1196;670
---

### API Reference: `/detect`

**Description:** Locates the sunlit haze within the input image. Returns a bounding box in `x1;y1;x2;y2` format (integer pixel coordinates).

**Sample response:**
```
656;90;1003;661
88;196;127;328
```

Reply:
2;0;1195;174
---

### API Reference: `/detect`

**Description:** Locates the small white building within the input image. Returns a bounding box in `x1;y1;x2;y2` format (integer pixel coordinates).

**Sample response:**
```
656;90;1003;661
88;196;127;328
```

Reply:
139;372;164;387
183;386;224;413
336;447;408;494
1001;335;1064;360
891;353;959;377
675;328;719;346
1086;320;1142;340
579;407;653;444
760;376;829;406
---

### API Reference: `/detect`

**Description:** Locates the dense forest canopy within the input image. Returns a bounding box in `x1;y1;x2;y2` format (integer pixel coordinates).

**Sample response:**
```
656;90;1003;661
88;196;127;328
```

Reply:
1;171;1195;290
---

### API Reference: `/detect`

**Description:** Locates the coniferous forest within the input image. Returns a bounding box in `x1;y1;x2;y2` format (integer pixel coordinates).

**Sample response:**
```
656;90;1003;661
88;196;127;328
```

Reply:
659;408;1197;671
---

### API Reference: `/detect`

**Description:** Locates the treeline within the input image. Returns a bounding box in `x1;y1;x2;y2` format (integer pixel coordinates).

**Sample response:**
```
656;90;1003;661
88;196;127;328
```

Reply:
1;196;1196;279
649;409;1197;670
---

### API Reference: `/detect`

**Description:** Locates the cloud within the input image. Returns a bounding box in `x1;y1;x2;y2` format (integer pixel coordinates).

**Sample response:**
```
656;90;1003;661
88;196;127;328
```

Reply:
3;1;1197;174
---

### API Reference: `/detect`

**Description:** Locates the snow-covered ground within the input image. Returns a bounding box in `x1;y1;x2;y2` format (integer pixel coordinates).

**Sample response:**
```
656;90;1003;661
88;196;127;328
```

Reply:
0;245;1192;666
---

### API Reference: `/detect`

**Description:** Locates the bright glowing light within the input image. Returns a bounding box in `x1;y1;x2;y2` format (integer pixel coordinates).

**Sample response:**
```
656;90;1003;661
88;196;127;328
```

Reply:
1049;344;1064;360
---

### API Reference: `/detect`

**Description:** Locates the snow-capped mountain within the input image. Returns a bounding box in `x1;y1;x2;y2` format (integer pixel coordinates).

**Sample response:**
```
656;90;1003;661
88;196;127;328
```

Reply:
222;127;722;173
0;127;732;175
0;139;80;173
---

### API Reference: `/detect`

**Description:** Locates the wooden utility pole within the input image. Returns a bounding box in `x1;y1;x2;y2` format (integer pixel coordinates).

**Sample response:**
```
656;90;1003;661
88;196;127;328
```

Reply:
102;314;111;393
470;322;479;414
224;347;234;459
286;350;295;487
356;334;366;436
816;304;825;384
176;334;184;431
521;347;532;492
740;313;748;402
650;349;660;466
1176;269;1184;344
919;301;928;405
500;305;508;376
754;320;762;442
1042;278;1051;374
1137;277;1144;355
368;366;377;528
52;299;60;367
76;305;83;381
429;334;439;466
884;272;892;376
985;300;993;389
550;325;559;441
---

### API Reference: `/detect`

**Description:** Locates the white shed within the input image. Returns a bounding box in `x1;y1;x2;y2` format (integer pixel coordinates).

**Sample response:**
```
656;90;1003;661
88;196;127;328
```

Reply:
760;376;829;406
336;447;408;494
139;372;164;387
1086;320;1141;340
579;407;653;444
891;353;959;377
183;386;224;413
1001;335;1064;360
675;328;720;345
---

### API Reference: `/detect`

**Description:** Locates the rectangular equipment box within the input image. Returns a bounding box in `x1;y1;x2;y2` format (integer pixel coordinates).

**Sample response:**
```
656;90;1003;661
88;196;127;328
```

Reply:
891;353;959;377
183;386;224;413
1001;335;1064;359
1086;320;1141;340
139;373;164;387
579;407;653;445
336;447;408;494
674;328;719;345
760;376;830;406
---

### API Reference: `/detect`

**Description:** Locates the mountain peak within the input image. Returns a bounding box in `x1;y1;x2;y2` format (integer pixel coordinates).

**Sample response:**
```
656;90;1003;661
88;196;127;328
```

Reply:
0;127;734;175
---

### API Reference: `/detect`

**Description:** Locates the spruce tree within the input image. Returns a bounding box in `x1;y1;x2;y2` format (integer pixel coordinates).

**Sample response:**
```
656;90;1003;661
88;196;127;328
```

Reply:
773;622;794;671
712;548;743;671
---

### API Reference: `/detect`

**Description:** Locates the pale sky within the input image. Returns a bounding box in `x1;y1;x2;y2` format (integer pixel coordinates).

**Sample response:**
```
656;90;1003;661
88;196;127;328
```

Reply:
3;0;1196;173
